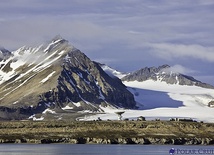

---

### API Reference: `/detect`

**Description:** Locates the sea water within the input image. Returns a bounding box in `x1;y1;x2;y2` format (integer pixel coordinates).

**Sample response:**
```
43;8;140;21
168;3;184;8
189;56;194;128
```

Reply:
0;144;213;155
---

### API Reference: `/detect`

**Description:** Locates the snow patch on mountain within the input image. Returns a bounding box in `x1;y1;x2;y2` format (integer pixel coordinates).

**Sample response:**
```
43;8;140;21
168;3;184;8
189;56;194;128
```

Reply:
42;108;56;114
73;102;81;107
28;114;45;121
40;71;56;83
0;39;72;85
62;105;74;110
1;37;213;121
124;80;214;107
82;78;214;122
101;64;128;79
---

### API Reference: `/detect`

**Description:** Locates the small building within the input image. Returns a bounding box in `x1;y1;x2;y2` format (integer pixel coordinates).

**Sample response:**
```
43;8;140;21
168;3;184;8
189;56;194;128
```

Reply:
169;118;176;121
169;118;195;122
178;118;194;122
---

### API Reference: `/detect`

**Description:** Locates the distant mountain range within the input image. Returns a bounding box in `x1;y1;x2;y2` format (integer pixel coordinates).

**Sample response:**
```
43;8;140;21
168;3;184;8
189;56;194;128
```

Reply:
0;36;213;120
100;63;214;89
100;64;214;123
121;65;214;89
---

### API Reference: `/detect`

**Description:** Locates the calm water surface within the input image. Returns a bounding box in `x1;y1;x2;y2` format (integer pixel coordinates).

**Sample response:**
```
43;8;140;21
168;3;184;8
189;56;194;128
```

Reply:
0;144;213;155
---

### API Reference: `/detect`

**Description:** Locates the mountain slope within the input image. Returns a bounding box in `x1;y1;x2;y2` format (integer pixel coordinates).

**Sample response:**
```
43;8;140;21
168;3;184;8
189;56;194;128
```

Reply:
122;65;214;89
85;80;214;122
93;64;214;122
0;47;12;61
0;37;136;120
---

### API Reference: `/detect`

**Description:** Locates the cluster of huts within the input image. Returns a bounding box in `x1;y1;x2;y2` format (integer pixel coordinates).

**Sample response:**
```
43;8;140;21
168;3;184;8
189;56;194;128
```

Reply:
93;111;197;122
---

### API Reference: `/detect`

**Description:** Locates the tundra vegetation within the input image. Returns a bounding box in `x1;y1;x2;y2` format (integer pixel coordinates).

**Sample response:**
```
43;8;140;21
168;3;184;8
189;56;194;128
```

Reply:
0;120;213;145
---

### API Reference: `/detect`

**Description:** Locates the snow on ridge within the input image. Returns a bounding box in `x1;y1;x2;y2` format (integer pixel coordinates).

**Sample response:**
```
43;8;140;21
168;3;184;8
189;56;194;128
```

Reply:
58;50;65;56
124;80;214;107
1;40;68;80
74;102;81;107
95;81;105;100
0;73;37;100
40;71;56;83
82;80;214;122
76;71;91;86
44;41;58;53
62;105;74;110
77;72;83;78
13;101;18;105
0;45;59;84
42;108;56;114
99;105;119;113
28;114;44;121
123;80;214;94
101;65;128;79
64;69;95;108
0;64;14;84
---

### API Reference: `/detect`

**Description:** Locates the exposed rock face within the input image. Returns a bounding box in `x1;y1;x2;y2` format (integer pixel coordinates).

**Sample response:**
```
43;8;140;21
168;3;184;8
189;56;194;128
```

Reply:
0;37;136;120
57;50;135;110
122;65;214;89
0;47;12;61
208;101;214;107
0;136;213;145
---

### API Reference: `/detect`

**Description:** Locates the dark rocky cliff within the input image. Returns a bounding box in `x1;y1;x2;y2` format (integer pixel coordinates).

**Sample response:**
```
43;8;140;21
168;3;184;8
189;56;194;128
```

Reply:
0;37;136;120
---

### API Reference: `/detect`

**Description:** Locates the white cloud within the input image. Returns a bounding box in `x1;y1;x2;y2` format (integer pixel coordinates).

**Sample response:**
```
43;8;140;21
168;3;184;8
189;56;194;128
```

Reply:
0;0;214;85
151;43;214;62
162;65;196;75
198;0;214;5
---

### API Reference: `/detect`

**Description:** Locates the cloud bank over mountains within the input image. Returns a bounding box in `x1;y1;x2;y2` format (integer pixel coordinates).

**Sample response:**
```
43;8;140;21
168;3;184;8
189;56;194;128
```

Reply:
0;0;214;84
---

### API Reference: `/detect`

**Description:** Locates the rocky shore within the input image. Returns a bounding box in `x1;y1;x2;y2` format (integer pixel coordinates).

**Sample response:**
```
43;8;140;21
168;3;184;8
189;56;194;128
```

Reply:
0;121;213;145
1;137;213;145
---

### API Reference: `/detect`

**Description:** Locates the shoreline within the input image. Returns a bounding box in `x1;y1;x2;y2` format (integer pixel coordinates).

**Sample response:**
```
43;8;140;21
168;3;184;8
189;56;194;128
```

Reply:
0;120;213;145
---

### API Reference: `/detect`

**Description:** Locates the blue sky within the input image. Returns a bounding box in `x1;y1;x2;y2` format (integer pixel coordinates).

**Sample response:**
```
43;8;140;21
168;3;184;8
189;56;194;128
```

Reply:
0;0;214;85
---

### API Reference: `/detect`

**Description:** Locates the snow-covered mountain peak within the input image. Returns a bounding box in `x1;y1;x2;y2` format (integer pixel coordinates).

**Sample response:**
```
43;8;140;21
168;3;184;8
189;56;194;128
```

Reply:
120;65;214;89
51;35;64;43
86;65;214;122
0;37;136;120
1;37;214;122
0;37;75;85
99;63;129;79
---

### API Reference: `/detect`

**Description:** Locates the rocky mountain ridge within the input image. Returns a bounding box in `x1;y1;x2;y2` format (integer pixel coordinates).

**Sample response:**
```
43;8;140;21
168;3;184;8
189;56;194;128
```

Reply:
121;65;214;89
0;47;11;61
0;36;136;120
1;37;213;121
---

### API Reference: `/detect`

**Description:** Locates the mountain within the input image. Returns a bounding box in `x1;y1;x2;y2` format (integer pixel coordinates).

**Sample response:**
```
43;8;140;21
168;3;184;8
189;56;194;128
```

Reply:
99;63;128;79
0;36;136;120
1;37;213;122
0;47;12;61
90;64;214;123
121;65;214;89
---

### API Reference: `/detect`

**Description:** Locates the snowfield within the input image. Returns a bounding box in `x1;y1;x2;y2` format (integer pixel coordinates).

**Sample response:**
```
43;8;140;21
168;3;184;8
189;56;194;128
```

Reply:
83;80;214;123
1;43;213;122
